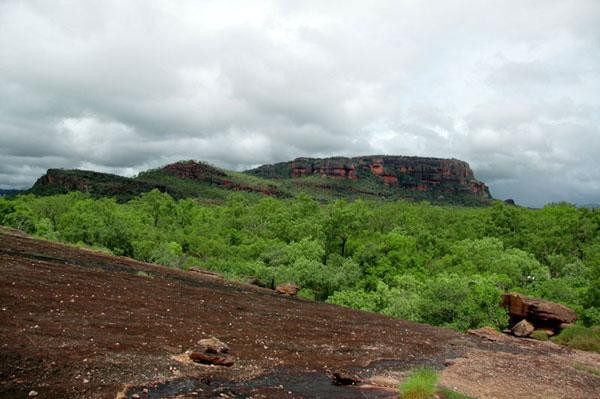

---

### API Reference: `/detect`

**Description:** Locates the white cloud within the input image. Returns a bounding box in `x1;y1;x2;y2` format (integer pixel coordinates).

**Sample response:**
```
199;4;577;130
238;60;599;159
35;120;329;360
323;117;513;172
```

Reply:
0;0;599;206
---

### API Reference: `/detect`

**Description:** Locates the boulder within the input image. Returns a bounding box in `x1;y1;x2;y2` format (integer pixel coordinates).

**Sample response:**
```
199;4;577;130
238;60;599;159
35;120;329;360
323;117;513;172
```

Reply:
501;293;577;328
512;319;535;337
188;337;234;367
188;351;234;367
197;337;229;354
275;283;300;296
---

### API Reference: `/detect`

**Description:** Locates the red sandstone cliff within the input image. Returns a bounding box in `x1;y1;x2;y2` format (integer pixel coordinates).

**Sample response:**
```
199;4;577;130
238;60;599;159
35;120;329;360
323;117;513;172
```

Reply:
247;155;491;198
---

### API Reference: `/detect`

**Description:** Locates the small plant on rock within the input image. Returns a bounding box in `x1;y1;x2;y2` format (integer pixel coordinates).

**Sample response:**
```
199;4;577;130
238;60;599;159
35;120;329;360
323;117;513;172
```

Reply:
399;367;438;399
530;330;549;341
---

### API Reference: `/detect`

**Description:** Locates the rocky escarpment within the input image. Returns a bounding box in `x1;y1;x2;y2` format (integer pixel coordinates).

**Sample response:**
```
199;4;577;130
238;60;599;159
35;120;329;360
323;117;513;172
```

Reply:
30;169;167;200
161;160;226;183
247;155;490;198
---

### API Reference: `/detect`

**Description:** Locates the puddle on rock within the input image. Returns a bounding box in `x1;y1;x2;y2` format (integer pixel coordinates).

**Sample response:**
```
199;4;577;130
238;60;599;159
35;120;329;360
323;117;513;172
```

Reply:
124;368;397;398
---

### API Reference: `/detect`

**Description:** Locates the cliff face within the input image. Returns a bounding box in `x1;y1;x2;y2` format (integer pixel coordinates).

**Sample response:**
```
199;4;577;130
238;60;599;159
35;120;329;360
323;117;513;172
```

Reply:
247;156;490;198
30;169;165;200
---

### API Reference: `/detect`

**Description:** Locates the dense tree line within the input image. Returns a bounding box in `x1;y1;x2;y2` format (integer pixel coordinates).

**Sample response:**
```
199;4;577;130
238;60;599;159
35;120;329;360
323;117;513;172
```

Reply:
1;190;599;331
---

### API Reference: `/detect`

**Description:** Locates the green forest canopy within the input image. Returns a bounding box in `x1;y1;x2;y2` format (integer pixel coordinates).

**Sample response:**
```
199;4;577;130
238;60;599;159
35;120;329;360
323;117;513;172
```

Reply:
1;190;599;331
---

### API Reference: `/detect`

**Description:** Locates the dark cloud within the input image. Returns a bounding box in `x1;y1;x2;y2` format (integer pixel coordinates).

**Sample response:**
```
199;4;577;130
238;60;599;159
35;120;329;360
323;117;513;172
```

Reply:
1;0;599;206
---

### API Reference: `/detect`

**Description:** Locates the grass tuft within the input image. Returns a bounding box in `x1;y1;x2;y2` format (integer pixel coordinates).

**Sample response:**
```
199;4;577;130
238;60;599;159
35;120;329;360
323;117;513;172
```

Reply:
573;362;600;376
399;368;439;399
135;270;152;278
530;330;549;341
552;325;600;353
437;386;474;399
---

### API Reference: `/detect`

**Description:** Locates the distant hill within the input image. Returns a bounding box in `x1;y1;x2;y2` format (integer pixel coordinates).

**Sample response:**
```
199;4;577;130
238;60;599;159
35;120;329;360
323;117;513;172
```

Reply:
26;156;492;205
0;189;23;197
248;155;490;203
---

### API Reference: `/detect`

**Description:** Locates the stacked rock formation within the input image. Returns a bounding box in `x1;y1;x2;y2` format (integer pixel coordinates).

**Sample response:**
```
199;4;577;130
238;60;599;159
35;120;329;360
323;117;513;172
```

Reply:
501;293;577;338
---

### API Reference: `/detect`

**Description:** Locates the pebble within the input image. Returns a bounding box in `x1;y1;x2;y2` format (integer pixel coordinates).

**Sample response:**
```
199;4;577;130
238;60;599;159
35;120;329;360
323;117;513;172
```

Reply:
28;391;38;397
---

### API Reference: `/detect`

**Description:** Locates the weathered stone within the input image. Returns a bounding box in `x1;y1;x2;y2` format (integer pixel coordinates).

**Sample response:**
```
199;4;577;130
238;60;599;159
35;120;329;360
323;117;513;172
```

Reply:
467;326;509;342
512;319;535;337
189;351;234;367
331;370;362;386
275;283;300;296
501;293;577;328
188;267;223;280
197;337;229;354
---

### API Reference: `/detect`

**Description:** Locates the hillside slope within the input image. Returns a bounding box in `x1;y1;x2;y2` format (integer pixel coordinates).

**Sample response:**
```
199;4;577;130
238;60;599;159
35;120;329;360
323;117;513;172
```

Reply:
1;229;599;398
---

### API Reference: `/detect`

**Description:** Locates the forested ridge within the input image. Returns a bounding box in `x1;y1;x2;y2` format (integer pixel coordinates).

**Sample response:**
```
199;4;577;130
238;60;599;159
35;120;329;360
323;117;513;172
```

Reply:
2;190;599;331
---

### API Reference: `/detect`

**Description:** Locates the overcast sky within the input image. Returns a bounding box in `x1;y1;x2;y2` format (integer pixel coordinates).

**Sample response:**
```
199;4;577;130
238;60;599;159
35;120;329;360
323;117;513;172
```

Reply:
1;1;599;206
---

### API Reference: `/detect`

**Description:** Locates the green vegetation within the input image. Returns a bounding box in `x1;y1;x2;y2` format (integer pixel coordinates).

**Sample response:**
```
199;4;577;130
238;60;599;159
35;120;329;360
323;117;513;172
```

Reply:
437;386;474;399
1;190;599;333
552;326;600;352
398;368;473;399
530;330;549;341
573;362;600;376
399;368;438;399
135;270;152;278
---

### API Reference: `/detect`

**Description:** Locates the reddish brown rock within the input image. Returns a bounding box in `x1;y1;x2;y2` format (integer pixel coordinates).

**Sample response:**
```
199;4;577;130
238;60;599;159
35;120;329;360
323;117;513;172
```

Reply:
188;351;235;367
162;160;226;182
188;267;224;280
197;337;229;354
512;319;535;337
275;283;300;296
501;293;577;328
382;175;398;185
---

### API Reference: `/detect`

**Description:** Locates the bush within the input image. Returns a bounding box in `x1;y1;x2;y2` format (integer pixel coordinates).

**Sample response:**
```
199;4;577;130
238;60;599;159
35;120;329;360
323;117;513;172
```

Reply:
530;330;549;341
399;368;438;399
552;325;600;352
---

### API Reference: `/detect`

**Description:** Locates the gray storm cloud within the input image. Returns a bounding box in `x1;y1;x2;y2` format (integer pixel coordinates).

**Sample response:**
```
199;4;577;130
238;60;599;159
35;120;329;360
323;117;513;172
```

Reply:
1;0;599;207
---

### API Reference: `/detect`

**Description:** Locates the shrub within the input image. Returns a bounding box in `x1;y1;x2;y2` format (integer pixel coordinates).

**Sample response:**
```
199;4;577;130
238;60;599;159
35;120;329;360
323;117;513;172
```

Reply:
399;368;438;399
552;325;600;352
135;270;152;278
530;330;549;341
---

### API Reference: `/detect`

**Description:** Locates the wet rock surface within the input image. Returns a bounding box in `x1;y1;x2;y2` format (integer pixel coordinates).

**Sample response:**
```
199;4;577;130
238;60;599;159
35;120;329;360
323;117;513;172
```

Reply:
1;229;599;399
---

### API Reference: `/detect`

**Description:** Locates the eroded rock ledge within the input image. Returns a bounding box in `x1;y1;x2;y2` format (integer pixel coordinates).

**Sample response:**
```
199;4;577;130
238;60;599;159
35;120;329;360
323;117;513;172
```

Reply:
247;155;490;197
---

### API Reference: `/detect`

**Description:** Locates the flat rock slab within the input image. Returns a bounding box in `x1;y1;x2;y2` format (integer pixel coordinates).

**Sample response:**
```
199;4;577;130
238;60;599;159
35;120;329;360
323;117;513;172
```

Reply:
1;231;599;399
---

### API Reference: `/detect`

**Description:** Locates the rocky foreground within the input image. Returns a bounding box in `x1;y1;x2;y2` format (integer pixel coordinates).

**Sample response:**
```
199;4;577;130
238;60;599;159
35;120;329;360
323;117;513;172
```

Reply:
1;229;599;398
